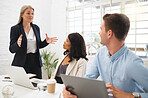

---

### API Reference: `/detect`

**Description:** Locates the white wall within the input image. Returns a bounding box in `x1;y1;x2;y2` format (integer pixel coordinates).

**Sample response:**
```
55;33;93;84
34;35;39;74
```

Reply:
0;0;66;75
44;0;67;57
41;0;67;79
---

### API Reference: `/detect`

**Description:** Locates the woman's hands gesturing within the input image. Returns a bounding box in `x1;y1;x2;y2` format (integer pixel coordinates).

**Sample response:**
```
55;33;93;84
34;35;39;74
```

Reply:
45;33;58;44
17;34;23;47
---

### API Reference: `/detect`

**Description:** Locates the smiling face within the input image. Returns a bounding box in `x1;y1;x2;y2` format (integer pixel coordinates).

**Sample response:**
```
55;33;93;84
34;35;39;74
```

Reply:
63;37;71;51
21;8;34;23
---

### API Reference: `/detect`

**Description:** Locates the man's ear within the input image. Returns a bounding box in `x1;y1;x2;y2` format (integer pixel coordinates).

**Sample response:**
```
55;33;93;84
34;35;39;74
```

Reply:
107;30;113;39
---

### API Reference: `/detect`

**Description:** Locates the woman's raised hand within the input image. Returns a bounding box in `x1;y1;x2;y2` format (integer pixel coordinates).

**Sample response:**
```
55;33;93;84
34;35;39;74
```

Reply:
45;33;58;44
17;34;23;47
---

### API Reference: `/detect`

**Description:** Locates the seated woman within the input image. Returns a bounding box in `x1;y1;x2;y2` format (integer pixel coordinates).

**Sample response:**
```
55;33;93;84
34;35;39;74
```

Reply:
51;33;88;84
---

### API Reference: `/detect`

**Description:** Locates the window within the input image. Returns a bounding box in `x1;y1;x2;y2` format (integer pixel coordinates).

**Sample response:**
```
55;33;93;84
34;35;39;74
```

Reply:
124;1;148;56
66;0;148;56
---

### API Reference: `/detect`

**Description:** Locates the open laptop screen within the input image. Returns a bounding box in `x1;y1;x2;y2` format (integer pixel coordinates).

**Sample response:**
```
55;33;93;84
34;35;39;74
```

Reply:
6;66;37;89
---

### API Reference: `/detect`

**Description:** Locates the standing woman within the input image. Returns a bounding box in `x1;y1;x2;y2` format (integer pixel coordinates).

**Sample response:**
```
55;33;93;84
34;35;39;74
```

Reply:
51;33;88;84
9;5;57;79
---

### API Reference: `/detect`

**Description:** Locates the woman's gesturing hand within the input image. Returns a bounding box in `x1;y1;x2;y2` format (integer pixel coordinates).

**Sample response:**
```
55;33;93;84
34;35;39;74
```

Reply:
45;33;58;44
17;34;23;47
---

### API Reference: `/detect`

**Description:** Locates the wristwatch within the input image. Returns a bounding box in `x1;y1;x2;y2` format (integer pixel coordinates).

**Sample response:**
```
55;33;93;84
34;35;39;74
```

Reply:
132;92;141;98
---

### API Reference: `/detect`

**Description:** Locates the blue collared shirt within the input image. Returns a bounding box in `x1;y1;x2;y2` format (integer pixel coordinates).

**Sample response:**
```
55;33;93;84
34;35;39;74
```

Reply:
84;44;148;97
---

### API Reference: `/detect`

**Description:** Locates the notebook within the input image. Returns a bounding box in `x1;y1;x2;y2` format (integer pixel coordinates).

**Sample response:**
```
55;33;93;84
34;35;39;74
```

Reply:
6;66;38;89
61;74;110;98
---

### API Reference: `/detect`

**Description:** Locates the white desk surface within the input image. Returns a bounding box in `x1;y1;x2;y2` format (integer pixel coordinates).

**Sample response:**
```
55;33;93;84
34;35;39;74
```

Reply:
0;75;64;98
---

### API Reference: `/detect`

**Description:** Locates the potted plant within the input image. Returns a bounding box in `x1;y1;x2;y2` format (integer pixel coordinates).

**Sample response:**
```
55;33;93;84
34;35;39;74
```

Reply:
41;50;58;79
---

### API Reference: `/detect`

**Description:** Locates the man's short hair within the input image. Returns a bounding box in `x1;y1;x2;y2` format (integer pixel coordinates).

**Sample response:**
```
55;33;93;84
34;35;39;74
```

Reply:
103;13;130;41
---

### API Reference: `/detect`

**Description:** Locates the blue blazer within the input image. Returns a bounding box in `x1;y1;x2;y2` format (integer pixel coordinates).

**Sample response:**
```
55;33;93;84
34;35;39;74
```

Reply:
9;23;48;67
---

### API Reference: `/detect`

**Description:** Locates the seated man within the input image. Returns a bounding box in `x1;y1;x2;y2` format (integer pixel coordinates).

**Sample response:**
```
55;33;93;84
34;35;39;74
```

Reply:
63;13;148;98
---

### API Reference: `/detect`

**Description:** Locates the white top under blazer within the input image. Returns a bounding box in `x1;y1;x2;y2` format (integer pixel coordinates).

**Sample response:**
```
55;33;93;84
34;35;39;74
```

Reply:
25;28;37;53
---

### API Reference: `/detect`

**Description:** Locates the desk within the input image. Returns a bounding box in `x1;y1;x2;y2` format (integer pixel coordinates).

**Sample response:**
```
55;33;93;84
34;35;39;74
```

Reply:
0;75;64;98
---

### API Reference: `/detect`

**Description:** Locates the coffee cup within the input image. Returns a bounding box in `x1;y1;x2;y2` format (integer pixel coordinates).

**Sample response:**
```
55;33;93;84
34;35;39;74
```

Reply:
47;79;56;93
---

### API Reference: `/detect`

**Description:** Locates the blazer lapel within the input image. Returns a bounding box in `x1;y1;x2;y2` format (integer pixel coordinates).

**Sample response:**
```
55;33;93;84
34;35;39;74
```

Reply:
31;24;39;48
19;23;26;39
66;59;77;75
19;24;27;48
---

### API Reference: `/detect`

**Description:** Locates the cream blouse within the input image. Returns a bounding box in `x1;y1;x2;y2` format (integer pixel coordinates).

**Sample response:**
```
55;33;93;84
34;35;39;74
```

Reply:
25;28;37;53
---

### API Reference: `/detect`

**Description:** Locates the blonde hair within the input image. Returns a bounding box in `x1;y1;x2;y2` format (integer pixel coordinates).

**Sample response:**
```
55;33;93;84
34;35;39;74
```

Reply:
17;5;34;24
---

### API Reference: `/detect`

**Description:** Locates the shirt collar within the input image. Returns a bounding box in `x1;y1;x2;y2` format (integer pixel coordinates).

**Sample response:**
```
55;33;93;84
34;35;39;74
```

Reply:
107;44;127;62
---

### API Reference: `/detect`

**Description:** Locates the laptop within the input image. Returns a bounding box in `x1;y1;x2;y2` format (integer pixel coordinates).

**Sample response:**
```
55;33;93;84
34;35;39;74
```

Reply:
61;74;110;98
6;66;38;89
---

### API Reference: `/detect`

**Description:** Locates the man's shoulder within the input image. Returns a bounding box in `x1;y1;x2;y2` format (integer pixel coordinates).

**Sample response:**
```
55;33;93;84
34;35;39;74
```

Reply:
124;48;143;67
125;48;141;60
